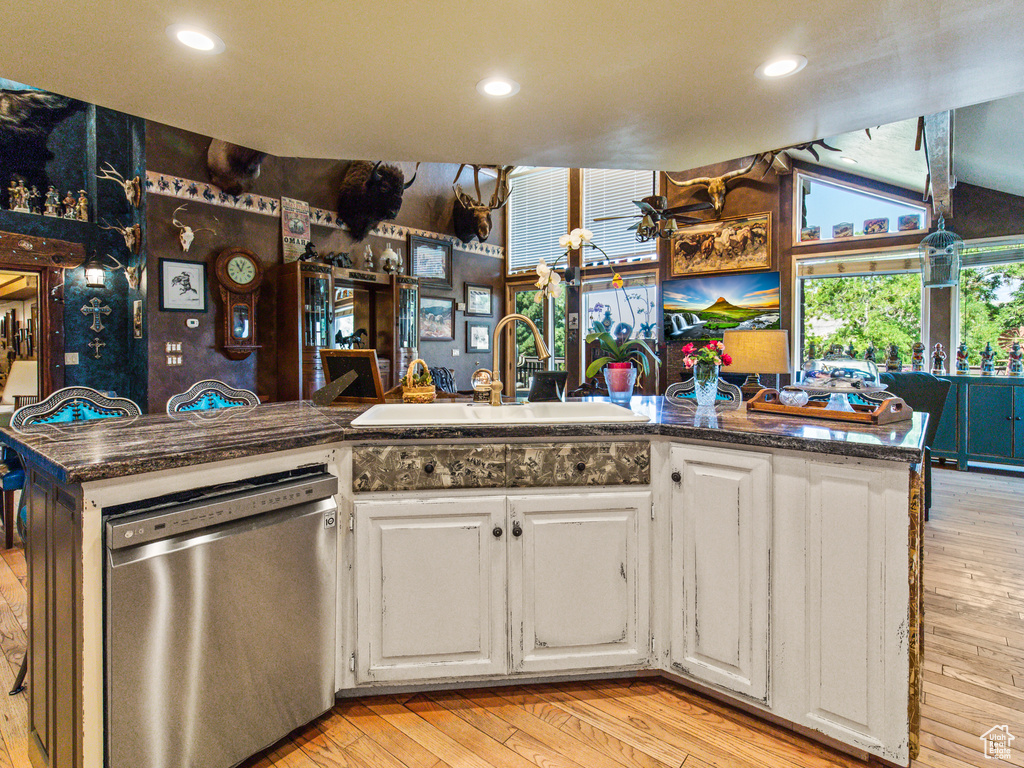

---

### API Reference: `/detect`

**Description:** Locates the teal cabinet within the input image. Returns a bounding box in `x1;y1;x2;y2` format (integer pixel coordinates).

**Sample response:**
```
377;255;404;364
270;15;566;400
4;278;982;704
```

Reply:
932;383;959;455
1016;388;1024;458
967;384;1014;458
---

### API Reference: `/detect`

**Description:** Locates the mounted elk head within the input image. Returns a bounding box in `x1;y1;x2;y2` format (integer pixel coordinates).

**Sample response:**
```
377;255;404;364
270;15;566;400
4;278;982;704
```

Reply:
452;164;513;243
665;155;762;216
336;160;419;241
99;219;141;254
207;139;268;195
172;204;217;253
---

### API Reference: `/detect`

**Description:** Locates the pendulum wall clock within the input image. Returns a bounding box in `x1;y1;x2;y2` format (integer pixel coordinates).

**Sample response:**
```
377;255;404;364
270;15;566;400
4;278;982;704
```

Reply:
215;247;264;360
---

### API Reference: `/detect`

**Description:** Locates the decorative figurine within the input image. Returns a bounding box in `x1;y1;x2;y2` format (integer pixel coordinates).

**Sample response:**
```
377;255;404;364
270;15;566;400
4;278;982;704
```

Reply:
43;186;60;217
6;178;18;210
931;342;947;375
864;342;877;363
362;244;374;271
956;342;970;374
980;342;996;375
76;190;89;222
845;341;858;359
910;341;926;371
62;190;77;219
807;342;817;361
885;343;903;372
28;186;41;214
299;241;319;262
10;179;29;212
1009;342;1023;376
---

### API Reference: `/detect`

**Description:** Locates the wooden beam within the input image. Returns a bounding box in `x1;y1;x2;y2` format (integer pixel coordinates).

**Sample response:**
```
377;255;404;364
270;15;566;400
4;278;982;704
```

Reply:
924;111;953;218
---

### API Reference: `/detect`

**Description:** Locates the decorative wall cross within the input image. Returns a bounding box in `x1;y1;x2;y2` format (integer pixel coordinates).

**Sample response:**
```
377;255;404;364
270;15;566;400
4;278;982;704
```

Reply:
81;298;111;332
88;337;105;359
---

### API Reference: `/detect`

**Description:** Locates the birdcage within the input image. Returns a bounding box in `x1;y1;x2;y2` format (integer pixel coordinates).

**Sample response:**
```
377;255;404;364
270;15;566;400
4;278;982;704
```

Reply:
919;216;963;287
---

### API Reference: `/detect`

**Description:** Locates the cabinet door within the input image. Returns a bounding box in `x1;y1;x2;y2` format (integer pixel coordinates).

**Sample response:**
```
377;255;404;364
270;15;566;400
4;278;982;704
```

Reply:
508;492;651;674
1015;387;1024;458
931;382;958;454
669;444;771;702
967;384;1013;458
354;496;507;682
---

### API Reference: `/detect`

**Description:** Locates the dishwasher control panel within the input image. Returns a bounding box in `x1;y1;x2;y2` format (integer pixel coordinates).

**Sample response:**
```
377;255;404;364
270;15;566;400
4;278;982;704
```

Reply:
106;473;338;550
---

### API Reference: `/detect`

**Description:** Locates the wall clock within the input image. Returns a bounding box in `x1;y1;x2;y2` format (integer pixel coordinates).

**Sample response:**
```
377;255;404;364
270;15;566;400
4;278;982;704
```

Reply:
214;247;264;360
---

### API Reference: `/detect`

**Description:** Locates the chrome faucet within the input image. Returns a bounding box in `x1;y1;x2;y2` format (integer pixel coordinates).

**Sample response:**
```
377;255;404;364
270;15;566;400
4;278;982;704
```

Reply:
489;313;550;406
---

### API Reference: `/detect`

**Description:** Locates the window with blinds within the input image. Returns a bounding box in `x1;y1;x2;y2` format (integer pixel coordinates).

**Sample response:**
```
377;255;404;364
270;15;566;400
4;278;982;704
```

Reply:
582;169;657;265
506;167;569;275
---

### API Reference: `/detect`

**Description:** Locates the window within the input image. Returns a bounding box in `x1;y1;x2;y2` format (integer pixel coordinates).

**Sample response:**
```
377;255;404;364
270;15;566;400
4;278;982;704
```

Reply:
581;273;658;380
582;169;657;265
796;172;929;243
957;238;1024;365
506;167;569;275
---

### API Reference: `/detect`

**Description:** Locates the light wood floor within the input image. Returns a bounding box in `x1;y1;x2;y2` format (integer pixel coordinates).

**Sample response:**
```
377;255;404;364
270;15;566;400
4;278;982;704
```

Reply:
0;469;1020;768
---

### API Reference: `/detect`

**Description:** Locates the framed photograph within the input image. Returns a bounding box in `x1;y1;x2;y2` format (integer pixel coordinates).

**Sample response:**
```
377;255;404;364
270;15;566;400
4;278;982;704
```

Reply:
466;321;491;353
465;283;492;316
409;234;453;288
663;271;781;341
159;258;207;312
669;212;771;277
419;295;455;341
319;349;385;404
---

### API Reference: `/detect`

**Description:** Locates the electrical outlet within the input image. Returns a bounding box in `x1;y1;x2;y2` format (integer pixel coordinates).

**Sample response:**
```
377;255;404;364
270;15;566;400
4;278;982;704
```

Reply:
65;352;79;365
166;355;183;366
165;342;182;353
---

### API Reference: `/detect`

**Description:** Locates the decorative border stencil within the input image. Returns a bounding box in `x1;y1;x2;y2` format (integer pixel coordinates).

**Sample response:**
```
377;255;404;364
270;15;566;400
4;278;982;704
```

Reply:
146;171;505;259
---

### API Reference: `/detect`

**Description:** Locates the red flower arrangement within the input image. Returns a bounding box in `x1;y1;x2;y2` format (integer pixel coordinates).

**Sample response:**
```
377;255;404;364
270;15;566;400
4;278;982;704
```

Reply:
682;340;733;369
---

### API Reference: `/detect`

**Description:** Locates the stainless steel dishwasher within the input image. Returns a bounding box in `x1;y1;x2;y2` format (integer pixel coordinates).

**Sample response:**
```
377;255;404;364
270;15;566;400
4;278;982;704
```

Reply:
105;468;339;768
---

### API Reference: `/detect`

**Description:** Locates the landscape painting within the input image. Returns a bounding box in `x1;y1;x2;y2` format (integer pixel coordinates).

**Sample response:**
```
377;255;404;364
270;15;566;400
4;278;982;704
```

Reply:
663;272;781;340
669;212;770;276
419;296;454;341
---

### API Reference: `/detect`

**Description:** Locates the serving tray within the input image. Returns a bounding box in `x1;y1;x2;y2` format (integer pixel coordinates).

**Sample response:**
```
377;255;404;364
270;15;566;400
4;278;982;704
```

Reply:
746;388;913;425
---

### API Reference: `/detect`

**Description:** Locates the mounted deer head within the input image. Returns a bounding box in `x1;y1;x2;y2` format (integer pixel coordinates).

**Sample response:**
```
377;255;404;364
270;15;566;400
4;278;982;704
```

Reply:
99;219;141;254
96;162;142;208
452;164;513;243
207;139;268;195
172;204;217;253
104;253;140;290
665;155;762;216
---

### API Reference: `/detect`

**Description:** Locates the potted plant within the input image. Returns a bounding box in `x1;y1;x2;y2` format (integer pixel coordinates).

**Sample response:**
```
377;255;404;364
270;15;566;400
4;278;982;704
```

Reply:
682;341;733;406
585;322;657;404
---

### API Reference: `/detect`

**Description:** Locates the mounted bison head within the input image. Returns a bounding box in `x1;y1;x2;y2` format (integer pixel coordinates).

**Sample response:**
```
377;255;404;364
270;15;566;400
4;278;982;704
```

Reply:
207;139;268;196
452;164;513;243
336;160;419;241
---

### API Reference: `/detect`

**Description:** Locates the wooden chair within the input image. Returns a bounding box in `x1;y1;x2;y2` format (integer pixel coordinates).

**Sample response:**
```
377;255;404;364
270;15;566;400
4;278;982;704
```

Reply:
166;380;259;414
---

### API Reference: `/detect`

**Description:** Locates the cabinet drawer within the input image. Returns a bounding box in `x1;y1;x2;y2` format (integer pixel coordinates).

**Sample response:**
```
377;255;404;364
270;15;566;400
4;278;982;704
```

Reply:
353;445;506;492
507;442;650;488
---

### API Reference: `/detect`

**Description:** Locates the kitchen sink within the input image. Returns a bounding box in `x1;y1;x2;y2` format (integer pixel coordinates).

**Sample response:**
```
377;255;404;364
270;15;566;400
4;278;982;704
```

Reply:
349;401;651;427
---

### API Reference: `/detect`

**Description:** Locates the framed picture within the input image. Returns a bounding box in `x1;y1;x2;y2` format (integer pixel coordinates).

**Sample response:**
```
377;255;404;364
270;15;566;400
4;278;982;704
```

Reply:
409;234;453;288
669;212;771;277
465;283;492;316
663;271;781;341
159;258;207;312
419;295;455;341
319;349;385;404
466;321;491;353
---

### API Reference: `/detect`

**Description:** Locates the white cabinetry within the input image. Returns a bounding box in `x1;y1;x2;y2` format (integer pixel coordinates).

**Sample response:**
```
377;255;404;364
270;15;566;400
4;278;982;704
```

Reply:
668;444;771;702
354;496;507;682
508;492;651;673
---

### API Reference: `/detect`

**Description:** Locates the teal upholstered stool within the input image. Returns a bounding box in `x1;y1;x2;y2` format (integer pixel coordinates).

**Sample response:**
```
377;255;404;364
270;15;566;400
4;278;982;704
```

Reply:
166;380;259;414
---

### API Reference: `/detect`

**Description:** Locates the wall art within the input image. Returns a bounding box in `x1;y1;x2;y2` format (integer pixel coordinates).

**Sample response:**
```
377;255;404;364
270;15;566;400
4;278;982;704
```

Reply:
410;234;452;288
663;271;781;341
465;283;492;316
670;212;771;277
467;321;491;353
419;295;454;341
159;258;208;312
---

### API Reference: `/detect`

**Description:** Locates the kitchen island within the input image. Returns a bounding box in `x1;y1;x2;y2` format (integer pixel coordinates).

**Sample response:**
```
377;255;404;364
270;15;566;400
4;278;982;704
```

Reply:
0;397;926;768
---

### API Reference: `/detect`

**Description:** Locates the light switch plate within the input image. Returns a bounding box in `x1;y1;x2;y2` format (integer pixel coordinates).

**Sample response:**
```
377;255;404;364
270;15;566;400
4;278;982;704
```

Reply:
456;302;466;312
568;313;579;330
452;349;459;356
65;352;79;365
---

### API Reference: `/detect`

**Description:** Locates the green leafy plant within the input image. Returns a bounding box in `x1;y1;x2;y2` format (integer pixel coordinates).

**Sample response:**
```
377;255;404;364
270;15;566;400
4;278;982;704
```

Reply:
585;321;657;378
405;367;433;388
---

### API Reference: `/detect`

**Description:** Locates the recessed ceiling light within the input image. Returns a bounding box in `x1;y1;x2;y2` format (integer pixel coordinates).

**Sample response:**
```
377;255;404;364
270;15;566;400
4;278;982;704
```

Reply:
476;77;520;98
840;156;858;164
166;24;225;54
754;54;808;80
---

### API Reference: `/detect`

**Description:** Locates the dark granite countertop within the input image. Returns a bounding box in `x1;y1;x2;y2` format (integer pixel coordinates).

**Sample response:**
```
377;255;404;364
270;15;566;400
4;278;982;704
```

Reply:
0;396;927;484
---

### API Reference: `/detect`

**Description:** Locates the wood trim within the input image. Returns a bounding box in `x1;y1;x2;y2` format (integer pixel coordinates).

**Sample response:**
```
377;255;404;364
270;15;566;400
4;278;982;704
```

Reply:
0;231;85;270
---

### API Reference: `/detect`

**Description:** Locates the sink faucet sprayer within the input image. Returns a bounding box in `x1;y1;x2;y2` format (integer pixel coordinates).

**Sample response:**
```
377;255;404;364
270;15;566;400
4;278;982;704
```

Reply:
488;314;550;406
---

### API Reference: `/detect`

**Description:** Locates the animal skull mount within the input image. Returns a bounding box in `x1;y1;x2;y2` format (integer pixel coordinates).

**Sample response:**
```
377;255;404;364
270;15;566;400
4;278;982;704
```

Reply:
104;253;140;290
99;220;142;254
172;204;217;253
207;139;268;196
665;155;762;216
336;160;420;241
97;162;142;208
452;164;513;243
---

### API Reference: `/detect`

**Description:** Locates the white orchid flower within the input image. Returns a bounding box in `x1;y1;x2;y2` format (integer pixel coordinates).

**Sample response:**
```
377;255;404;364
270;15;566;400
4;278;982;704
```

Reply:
576;228;593;244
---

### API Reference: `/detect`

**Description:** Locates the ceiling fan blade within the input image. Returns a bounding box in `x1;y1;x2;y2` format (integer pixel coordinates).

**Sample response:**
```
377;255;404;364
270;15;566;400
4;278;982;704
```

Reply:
626;222;641;232
592;214;640;222
632;201;658;215
663;201;714;215
667;215;703;225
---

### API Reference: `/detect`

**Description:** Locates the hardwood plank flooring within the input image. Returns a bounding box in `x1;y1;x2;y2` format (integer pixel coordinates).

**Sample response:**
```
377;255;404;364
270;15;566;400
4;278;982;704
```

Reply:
0;469;1021;767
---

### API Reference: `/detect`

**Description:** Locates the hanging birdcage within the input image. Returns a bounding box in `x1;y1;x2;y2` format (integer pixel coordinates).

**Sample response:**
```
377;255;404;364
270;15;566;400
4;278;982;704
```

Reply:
919;215;963;287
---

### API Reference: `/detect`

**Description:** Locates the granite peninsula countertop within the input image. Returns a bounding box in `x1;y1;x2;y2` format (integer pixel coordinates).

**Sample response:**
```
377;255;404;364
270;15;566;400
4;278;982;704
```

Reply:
0;397;927;484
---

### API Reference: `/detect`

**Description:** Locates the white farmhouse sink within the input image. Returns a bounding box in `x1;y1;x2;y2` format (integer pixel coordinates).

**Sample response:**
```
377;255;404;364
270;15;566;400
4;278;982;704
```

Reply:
350;401;650;427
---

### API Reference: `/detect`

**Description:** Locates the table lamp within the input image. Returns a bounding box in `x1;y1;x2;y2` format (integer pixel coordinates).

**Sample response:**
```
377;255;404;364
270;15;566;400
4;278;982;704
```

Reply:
722;329;791;399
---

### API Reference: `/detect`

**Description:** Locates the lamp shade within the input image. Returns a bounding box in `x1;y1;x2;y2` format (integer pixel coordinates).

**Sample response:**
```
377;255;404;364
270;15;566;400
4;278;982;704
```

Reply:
722;329;791;374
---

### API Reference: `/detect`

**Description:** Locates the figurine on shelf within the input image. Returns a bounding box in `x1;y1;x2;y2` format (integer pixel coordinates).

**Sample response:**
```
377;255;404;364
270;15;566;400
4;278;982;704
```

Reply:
9;178;29;212
807;342;817;361
43;186;60;217
885;343;903;372
75;190;89;222
911;341;926;371
931;343;947;375
980;342;996;375
62;190;77;219
298;241;319;262
28;186;41;214
1009;342;1023;376
955;342;970;374
361;244;374;271
826;343;844;357
846;341;858;358
864;342;877;363
6;178;17;210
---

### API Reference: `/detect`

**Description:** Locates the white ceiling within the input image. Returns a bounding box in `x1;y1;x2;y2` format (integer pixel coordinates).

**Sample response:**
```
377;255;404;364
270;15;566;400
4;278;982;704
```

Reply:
954;92;1024;198
2;0;1024;172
